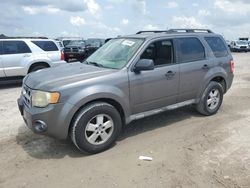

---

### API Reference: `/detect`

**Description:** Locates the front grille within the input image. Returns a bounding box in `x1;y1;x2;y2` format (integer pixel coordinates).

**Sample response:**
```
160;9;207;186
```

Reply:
22;85;32;107
64;47;79;53
240;46;247;49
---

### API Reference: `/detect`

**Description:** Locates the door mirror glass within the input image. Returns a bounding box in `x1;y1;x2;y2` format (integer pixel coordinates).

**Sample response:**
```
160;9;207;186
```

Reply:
134;59;154;72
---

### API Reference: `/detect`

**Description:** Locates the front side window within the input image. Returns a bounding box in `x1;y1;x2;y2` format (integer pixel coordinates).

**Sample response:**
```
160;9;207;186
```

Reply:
32;41;58;51
86;38;144;69
205;37;228;58
140;40;174;66
176;37;205;63
3;41;31;55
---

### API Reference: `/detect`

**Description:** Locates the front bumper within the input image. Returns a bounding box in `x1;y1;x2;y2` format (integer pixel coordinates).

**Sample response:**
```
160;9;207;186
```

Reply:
65;53;86;61
17;97;77;140
233;47;248;52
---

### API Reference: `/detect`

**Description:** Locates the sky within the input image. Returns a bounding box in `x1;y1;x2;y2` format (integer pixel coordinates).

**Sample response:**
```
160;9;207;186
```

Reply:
0;0;250;40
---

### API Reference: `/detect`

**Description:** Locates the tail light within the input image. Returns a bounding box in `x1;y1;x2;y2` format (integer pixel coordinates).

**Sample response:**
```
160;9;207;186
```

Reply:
230;59;234;74
61;51;65;61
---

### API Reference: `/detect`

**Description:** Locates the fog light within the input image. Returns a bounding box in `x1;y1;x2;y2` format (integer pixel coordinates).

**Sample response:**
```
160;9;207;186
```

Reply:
33;120;47;133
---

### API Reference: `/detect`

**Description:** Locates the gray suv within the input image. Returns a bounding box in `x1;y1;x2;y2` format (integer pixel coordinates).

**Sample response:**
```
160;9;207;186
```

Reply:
18;29;234;153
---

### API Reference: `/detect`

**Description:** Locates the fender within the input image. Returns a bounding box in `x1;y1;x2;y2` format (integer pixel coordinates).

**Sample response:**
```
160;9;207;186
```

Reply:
23;57;51;75
66;84;131;120
195;66;228;102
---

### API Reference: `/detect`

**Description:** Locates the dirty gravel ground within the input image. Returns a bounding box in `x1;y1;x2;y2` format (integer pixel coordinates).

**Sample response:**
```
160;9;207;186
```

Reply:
0;53;250;188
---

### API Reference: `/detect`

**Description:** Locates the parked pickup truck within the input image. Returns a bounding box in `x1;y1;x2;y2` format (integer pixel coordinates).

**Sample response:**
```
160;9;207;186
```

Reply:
18;29;234;154
64;38;104;62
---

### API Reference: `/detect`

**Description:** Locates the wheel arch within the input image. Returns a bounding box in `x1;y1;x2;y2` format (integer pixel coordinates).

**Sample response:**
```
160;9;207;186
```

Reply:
210;76;227;93
68;98;127;136
27;62;50;73
196;72;228;103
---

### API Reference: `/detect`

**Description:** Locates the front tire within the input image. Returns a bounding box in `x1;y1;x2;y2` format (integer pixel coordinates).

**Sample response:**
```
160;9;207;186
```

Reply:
71;102;122;154
196;81;224;116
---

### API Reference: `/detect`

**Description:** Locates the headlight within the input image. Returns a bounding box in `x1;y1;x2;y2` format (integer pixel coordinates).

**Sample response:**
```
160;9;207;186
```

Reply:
31;90;60;107
79;49;85;52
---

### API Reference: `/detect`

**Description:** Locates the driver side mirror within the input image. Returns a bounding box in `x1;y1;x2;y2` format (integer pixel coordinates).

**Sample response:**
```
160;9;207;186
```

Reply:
134;59;154;72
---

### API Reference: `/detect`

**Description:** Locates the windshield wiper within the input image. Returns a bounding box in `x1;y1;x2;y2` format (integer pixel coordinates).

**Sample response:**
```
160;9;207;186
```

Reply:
84;61;104;68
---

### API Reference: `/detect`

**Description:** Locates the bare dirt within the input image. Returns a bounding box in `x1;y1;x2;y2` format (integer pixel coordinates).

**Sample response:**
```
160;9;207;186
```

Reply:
0;53;250;188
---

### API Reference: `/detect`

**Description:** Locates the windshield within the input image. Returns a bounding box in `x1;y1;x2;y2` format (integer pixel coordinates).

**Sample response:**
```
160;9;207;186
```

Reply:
85;38;144;69
236;41;248;45
86;39;103;47
62;40;71;46
67;40;85;47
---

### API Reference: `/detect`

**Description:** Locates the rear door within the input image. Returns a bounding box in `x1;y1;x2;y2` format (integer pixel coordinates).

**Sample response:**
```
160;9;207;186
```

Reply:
204;36;232;83
0;41;6;77
175;37;210;102
129;39;179;114
31;40;60;61
2;40;32;77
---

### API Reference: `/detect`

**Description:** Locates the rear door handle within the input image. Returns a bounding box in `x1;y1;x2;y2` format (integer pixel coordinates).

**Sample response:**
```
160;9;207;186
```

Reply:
23;54;31;58
202;64;209;70
165;71;176;79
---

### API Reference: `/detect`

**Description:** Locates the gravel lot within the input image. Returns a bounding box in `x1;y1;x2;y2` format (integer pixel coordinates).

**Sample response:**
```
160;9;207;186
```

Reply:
0;53;250;188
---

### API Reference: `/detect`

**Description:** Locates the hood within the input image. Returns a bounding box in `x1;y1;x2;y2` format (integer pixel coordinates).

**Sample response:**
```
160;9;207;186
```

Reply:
25;62;116;91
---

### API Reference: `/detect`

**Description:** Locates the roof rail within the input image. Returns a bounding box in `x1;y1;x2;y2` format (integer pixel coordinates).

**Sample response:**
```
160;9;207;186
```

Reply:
168;29;213;33
1;37;49;39
22;37;48;39
136;30;168;34
136;29;213;35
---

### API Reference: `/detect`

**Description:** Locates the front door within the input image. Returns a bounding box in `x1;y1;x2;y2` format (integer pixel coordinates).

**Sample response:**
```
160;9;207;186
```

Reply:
129;39;179;114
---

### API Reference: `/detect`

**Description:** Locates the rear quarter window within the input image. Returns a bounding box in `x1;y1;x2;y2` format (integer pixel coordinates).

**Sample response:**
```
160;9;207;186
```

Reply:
176;37;205;63
205;37;228;58
3;41;31;54
32;41;58;51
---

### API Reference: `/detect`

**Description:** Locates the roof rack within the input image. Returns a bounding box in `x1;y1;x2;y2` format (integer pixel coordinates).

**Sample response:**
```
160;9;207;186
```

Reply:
136;29;213;34
1;36;48;39
136;30;169;34
168;29;213;33
22;37;49;39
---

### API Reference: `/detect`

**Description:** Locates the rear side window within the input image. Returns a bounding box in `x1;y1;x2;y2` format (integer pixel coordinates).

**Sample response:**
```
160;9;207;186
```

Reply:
3;41;31;54
32;41;58;51
0;42;2;55
205;37;228;57
176;37;205;63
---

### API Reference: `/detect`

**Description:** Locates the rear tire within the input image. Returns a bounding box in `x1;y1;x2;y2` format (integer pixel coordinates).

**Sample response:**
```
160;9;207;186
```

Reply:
71;102;122;154
195;81;224;116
